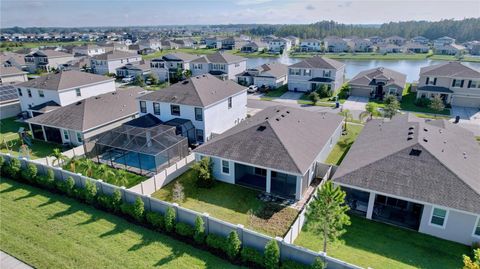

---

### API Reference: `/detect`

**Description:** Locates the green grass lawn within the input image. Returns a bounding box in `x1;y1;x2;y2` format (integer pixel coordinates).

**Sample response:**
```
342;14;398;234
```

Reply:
0;178;241;269
429;54;480;63
325;124;363;166
260;85;288;100
0;41;94;52
400;89;450;115
142;48;218;60
152;170;299;237
233;50;279;58
290;52;430;60
295;214;469;269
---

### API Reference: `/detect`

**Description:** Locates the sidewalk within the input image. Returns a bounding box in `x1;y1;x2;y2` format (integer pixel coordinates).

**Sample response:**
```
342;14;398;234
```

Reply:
1;251;33;269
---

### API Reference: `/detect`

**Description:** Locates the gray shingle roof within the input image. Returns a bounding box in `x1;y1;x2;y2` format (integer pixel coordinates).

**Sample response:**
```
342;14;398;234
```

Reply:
257;63;288;78
32;50;73;58
138;74;246;107
17;70;113;91
26;88;144;132
333;114;480;214
195;106;343;175
191;52;246;64
420;61;480;78
162;52;200;62
349;67;406;89
0;65;26;76
92;50;139;61
289;56;345;70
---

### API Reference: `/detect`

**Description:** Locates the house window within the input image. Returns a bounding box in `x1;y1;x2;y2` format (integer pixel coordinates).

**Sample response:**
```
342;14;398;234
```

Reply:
153;102;160;115
303;69;311;76
27;89;32;97
75;88;81;97
38;90;44;98
139;101;147;113
289;68;301;75
430;207;447;227
63;130;69;141
474;217;480;237
222;160;230;174
469;80;480;88
171;104;180;116
323;70;332;77
452;79;463;88
228;97;232;109
195;107;203;121
76;132;83;143
17;88;22;96
254;167;267;177
196;129;204;143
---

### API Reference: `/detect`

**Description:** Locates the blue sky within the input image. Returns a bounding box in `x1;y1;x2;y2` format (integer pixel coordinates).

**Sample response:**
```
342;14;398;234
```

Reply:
1;0;479;27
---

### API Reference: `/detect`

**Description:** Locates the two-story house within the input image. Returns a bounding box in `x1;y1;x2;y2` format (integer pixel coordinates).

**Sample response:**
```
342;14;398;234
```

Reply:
433;36;465;55
90;50;142;75
287;56;345;93
240;41;268;53
72;44;106;57
347;38;374;52
299;39;322;52
323;36;349;53
416;62;480;108
150;52;199;83
411;36;429;45
190;52;247;80
268;38;292;53
385;35;406;46
236;62;288;89
24;50;74;73
137;74;247;144
138;39;162;51
16;70;116;117
116;60;151;79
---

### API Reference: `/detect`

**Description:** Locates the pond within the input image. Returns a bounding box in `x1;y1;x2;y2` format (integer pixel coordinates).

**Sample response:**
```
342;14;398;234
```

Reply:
246;55;480;82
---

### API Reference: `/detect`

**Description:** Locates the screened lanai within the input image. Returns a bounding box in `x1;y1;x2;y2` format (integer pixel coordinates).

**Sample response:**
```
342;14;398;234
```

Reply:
84;124;189;176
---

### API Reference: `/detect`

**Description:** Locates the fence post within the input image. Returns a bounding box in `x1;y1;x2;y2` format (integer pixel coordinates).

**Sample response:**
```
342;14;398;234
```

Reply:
76;173;83;188
140;181;144;194
98;179;104;194
145;194;152;211
172;203;179;222
57;167;64;181
153;174;157;191
202;213;210;234
236;224;244;244
120;186;126;202
275;236;284;260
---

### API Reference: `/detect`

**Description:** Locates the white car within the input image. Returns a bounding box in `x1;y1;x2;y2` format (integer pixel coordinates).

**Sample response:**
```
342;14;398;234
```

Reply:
121;76;135;83
247;85;258;93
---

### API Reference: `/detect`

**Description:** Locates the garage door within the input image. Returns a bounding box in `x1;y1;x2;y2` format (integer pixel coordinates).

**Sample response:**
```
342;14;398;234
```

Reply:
350;87;371;98
451;96;480;108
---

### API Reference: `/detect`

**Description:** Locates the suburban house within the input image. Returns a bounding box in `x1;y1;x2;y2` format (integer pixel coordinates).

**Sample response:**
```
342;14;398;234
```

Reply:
116;60;151;78
204;37;223;49
0;85;22;119
221;37;246;50
433;36;456;47
348;67;407;100
433;36;465;55
90;50;142;75
240;41;267;53
194;105;343;200
286;36;300;46
299;39;322;52
99;42;129;52
411;36;429;45
72;44;106;56
416;61;480;107
403;42;430;53
190;52;247;80
386;35;406;46
468;41;480;56
0;65;28;84
172;39;195;49
16;70;116;117
368;36;385;45
268;38;292;53
150;52;199;82
24;50;74;73
159;40;180;50
137;74;247;144
287;56;345;92
333;114;480;245
26;88;144;146
347;38;374;52
324;36;349;53
236;62;288;88
138;39;162;51
1;52;27;71
378;44;403;54
59;56;91;72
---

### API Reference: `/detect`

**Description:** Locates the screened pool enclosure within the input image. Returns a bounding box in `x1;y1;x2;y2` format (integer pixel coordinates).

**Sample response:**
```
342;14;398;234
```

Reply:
84;124;189;176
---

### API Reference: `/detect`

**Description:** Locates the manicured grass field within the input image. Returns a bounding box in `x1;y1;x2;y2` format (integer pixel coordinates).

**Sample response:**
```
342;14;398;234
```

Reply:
0;41;94;52
0;178;241;269
260;85;288;100
152;169;299;237
325;124;363;165
400;89;450;115
295;214;469;269
142;48;218;60
233;50;279;58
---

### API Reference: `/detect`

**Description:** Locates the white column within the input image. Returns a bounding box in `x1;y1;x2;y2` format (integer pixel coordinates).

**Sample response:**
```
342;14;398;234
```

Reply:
266;169;271;193
41;125;47;142
366;192;376;219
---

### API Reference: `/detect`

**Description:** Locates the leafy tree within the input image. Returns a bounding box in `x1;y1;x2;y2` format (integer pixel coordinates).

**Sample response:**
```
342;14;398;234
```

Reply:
172;181;185;203
134;74;145;87
21;163;37;182
184;69;192;79
4;158;21;179
132;197;145;222
147;73;159;85
463;248;480;269
194;216;205;244
226;231;241;260
264;239;280;269
312;257;327;269
359;102;380;122
111;189;123;212
316;84;331;98
165;206;176;232
84;180;97;204
339;109;353;132
192;157;214;188
97;163;115;183
79;158;95;178
305;181;350;253
114;169;129;187
383;95;400;119
68;156;80;173
429;96;445;118
309;92;320;105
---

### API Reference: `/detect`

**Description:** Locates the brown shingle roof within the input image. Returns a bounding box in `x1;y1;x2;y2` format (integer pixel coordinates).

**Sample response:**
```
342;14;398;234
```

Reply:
349;67;406;89
92;50;139;61
0;65;26;76
420;62;480;78
192;52;246;64
17;70;113;91
289;56;345;70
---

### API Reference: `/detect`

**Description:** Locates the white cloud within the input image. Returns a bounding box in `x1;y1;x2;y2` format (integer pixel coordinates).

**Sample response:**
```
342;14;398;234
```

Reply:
236;0;273;6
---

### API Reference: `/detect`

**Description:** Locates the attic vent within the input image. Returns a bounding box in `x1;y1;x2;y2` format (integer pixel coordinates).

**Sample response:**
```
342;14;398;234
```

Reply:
286;111;290;114
423;128;428;132
112;92;117;95
95;96;101;99
408;131;414;135
182;80;189;84
265;117;269;120
276;118;280;121
407;135;414;140
409;126;415;130
76;101;82;105
423;138;428;142
281;114;285;117
257;126;266;131
409;149;422;156
463;152;467;159
276;109;280;113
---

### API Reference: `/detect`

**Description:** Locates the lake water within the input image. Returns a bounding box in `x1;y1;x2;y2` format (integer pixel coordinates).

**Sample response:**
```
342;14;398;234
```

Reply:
246;55;480;82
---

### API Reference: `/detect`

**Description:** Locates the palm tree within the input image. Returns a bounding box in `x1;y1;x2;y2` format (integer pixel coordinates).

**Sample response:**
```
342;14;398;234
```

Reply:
97;163;115;183
114;169;129;187
80;159;96;178
339;109;353;132
51;148;68;167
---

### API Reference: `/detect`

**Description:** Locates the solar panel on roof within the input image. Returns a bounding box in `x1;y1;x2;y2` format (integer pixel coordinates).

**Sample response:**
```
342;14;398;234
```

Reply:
0;85;19;102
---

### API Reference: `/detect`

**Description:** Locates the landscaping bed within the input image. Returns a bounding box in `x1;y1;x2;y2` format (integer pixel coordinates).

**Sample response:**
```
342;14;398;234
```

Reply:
152;169;299;237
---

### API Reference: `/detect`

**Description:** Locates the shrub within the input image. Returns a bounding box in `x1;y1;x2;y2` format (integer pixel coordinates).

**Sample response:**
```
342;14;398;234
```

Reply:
264;239;280;269
0;155;4;171
62;177;76;196
110;190;122;212
226;231;241;260
175;222;195;238
132;197;145;222
38;169;55;189
206;234;228;252
21;163;37;182
308;92;320;105
241;247;264;266
192;157;214;188
414;97;431;107
146;211;164;231
316;84;332;98
337;84;350;100
120;202;133;216
194;216;205;244
311;258;327;269
164;207;176;232
84;180;97;204
4;158;21;179
172;181;184;203
280;260;310;269
96;194;113;211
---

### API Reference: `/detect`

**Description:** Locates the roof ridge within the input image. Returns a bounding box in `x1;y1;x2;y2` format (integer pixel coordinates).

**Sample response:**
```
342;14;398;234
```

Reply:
189;76;209;106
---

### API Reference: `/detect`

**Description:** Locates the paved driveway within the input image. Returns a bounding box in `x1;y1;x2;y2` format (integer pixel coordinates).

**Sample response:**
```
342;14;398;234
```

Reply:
450;106;480;136
343;96;369;111
274;92;304;104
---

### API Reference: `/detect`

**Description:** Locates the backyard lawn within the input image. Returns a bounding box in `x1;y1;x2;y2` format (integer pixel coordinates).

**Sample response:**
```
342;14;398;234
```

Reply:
325;124;363;166
295;214;469;269
0;178;241;269
152;169;299;237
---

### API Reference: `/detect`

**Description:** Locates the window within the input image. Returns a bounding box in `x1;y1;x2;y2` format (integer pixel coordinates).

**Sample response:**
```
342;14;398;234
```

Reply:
452;79;463;88
171;104;180;116
254;167;267;177
196;129;204;143
139;101;147;113
430;207;447;227
38;90;44;98
289;68;301;75
195;107;203;121
222;160;230;174
153;102;160;115
27;89;32;97
75;88;81;97
228;97;232;109
76;132;83;143
303;69;311;76
469;80;480;89
63;130;69;141
17;88;22;96
474;217;480;237
193;64;203;70
323;70;332;77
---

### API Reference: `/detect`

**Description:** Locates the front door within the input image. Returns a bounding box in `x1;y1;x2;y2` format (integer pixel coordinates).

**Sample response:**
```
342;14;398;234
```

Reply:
376;85;384;99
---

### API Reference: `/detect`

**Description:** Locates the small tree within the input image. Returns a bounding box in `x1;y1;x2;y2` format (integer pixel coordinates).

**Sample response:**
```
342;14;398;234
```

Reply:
264;239;280;269
148;73;159;85
172;181;185;203
312;257;327;269
305;181;350;253
317;84;331;98
359;102;380;122
194;216;205;244
134;74;145;87
463;248;480;269
111;189;123;212
383;95;400;119
165;206;176;232
114;169;129;187
339;109;353;132
4;158;21;179
192;157;214;188
51;148;68;167
84;180;97;204
132;197;145;222
429;96;445;118
309;92;320;105
226;231;241;260
21;163;38;182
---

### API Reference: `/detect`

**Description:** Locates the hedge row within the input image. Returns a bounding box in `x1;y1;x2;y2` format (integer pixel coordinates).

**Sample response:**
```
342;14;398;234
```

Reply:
0;156;326;269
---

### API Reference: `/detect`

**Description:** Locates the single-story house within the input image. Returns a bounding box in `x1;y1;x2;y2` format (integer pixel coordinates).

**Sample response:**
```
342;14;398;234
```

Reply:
349;67;407;100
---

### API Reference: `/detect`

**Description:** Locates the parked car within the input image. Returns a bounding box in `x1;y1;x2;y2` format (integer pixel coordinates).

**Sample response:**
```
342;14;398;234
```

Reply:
247;85;258;93
121;75;134;83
